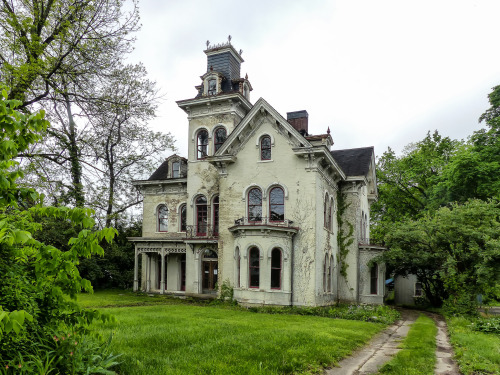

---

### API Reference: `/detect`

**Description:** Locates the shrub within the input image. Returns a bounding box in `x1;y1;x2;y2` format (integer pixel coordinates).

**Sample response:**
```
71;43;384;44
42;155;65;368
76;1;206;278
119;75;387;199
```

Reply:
469;317;500;334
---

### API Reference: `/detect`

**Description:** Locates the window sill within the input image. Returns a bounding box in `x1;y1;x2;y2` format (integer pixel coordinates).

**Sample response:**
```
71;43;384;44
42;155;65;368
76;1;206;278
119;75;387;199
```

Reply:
257;159;273;163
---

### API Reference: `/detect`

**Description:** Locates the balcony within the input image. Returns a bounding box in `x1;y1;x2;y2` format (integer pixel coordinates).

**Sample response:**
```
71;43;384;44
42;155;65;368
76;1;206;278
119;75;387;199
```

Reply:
185;224;219;239
232;217;296;227
229;217;299;238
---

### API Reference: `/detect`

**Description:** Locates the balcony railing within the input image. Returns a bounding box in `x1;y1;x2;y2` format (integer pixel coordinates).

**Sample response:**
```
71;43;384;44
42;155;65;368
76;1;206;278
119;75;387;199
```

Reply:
232;217;295;228
185;224;219;239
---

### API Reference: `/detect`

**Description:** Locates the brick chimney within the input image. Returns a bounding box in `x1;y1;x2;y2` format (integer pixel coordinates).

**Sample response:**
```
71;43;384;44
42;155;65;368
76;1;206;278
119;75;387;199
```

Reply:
287;110;309;136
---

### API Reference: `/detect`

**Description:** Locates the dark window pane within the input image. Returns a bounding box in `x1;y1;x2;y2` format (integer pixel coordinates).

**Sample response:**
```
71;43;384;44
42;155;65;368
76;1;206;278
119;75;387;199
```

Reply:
214;128;227;152
271;269;280;289
261;136;271;160
208;79;216;95
248;188;262;221
271;249;281;268
158;205;168;231
180;204;186;231
248;189;262;204
249;247;259;288
270;187;284;221
197;130;208;159
370;264;378;294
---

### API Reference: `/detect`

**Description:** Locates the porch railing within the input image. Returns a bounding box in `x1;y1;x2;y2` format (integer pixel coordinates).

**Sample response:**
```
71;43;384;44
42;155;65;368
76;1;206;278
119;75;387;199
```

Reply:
185;224;219;239
232;217;295;228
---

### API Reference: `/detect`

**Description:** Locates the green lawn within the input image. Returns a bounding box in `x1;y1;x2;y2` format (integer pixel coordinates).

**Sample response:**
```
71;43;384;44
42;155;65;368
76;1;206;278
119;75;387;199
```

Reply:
448;316;500;375
83;291;386;374
378;314;437;375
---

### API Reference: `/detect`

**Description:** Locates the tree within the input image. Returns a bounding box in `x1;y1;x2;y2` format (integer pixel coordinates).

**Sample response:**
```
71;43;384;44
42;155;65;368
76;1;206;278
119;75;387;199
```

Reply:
371;131;458;242
0;89;118;371
0;0;139;108
382;199;500;309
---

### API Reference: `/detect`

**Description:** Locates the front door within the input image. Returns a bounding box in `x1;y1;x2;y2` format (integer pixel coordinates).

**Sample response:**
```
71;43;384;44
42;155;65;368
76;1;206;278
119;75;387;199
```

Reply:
202;260;218;293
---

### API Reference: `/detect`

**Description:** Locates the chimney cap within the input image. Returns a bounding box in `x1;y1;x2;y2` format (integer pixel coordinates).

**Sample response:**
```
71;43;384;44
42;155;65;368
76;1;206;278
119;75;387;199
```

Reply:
287;110;308;120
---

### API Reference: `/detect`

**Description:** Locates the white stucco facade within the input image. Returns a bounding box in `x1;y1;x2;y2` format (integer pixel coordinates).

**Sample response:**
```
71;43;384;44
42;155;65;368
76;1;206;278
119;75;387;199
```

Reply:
129;42;385;306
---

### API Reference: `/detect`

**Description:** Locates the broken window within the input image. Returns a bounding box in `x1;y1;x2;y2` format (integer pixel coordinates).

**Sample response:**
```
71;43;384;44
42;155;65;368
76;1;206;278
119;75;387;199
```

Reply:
158;205;168;232
271;248;282;289
208;79;216;95
414;282;423;297
260;136;271;160
248;188;262;222
214;127;227;152
249;247;260;288
269;187;284;221
197;130;209;159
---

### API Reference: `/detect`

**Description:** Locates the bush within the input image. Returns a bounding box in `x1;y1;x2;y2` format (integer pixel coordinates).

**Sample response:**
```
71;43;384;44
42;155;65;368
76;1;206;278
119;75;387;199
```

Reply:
469;317;500;334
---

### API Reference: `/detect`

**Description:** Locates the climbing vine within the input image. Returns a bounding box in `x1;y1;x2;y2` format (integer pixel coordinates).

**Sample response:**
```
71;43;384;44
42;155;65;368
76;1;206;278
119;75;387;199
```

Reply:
336;190;354;278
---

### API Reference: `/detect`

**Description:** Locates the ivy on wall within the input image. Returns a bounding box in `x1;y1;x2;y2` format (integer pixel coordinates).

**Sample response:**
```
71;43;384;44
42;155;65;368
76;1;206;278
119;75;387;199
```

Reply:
336;190;354;278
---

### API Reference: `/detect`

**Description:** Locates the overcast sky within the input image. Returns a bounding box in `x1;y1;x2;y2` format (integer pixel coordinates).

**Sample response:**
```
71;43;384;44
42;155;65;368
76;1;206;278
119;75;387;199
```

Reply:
127;0;500;160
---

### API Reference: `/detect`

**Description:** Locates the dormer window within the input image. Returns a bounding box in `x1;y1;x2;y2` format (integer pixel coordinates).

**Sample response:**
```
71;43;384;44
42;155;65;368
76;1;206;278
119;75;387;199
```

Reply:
172;161;180;178
208;79;216;95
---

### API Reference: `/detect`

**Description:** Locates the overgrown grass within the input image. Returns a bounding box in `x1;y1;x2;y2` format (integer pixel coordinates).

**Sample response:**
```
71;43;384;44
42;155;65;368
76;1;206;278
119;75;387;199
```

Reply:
448;316;500;375
82;291;388;374
378;314;437;375
76;289;180;308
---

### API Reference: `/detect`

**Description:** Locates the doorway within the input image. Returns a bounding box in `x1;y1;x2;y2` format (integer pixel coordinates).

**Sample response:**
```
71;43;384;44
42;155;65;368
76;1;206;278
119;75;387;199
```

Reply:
201;249;218;293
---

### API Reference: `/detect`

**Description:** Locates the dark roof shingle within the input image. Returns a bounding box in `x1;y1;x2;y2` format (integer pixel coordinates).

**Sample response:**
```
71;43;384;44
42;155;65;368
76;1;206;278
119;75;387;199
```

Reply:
148;160;170;180
331;147;373;177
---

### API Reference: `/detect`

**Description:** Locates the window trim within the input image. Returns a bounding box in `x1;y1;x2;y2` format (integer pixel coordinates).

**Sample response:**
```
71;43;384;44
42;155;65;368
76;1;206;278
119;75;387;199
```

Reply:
249;247;260;288
157;204;168;232
270;248;282;290
196;129;209;160
260;135;272;160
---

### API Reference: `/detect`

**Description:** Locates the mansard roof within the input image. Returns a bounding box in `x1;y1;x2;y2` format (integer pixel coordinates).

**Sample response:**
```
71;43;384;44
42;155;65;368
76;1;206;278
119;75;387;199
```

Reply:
148;154;186;181
330;147;374;177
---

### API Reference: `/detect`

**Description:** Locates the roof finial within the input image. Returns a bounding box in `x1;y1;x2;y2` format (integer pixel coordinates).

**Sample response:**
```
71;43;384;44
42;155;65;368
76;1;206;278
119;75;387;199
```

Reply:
245;73;248;80
210;65;213;71
327;127;331;135
228;35;232;43
206;40;210;49
239;49;243;55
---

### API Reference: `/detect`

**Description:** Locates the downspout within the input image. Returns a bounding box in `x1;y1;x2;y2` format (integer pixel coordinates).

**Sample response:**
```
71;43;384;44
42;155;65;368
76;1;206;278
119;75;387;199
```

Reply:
290;233;294;306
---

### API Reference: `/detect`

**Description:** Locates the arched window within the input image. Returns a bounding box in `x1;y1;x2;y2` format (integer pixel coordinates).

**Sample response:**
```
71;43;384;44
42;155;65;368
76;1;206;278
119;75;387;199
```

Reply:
172;161;180;178
269;187;284;222
370;264;378;294
207;79;216;95
212;196;219;236
329;198;334;231
179;204;187;232
327;254;331;292
158;205;168;232
249;247;260;288
235;247;240;288
323;254;328;292
214;127;227;153
197;130;209;160
195;196;207;236
260;136;271;160
248;188;262;222
329;255;334;293
271;248;282;289
324;194;328;229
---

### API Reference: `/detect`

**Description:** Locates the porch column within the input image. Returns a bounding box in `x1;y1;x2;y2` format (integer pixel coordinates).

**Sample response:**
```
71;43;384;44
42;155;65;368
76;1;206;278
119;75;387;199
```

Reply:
146;253;151;292
161;249;166;294
133;247;139;292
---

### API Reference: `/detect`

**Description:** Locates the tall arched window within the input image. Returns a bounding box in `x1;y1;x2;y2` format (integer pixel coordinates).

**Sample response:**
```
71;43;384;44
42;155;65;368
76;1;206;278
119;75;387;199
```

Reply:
330;255;334;293
260;136;271;160
248;188;262;222
195;196;207;236
271;248;282;289
249;247;260;288
323;254;328;292
327;254;331;292
214;127;227;153
370;264;378;294
212;196;219;236
158;205;168;232
269;187;284;222
179;204;187;232
235;247;240;288
197;130;209;159
324;194;329;229
329;198;334;231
